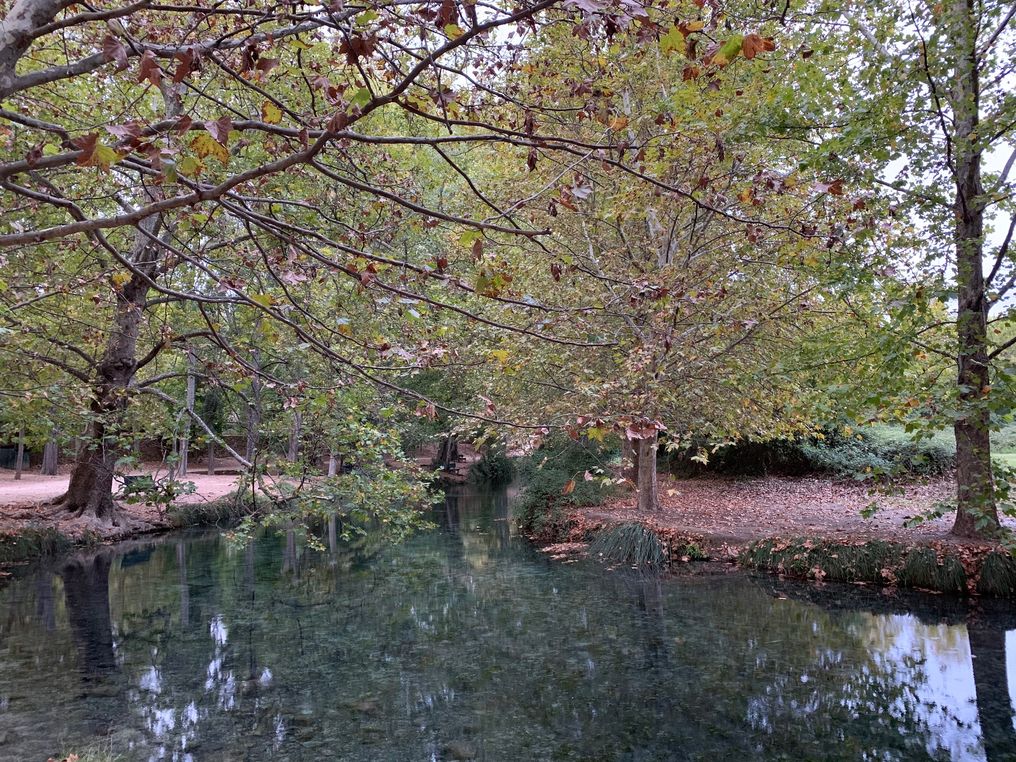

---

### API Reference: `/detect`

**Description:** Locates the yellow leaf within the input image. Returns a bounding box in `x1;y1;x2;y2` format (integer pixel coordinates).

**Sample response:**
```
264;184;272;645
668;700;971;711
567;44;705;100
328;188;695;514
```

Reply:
444;23;465;38
190;133;229;164
261;101;283;125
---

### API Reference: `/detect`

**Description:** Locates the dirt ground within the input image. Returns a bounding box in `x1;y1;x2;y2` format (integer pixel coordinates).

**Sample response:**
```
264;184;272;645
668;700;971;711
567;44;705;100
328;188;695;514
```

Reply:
0;469;241;539
578;474;1016;550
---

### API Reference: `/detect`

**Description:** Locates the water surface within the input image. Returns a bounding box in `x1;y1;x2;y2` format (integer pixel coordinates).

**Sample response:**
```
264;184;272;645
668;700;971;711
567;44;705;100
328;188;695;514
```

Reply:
1;486;1015;761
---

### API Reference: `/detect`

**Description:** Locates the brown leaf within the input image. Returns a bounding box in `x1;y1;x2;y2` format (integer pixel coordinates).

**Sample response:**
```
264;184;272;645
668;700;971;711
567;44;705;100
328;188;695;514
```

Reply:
203;116;232;146
137;50;162;87
102;35;128;70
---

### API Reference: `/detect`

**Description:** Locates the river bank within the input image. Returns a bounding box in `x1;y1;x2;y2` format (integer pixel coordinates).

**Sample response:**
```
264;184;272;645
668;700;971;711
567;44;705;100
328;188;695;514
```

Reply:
524;473;1016;597
0;470;255;566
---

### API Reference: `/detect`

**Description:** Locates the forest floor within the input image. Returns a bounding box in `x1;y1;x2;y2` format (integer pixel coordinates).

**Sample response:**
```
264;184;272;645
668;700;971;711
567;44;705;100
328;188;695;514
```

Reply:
0;469;241;539
572;473;1016;558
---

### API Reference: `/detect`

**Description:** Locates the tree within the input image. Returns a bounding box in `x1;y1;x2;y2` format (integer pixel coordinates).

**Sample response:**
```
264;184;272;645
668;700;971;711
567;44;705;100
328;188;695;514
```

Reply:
1;0;649;523
778;0;1016;537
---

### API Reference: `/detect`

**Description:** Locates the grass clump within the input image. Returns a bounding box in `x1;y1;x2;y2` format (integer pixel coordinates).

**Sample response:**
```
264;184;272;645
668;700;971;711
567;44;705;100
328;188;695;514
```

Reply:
166;492;263;528
740;538;960;589
978;552;1016;597
589;523;667;569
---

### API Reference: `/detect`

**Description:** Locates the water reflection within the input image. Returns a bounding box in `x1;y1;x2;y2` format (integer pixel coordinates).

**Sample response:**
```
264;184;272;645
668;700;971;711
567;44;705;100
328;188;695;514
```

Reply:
0;486;1013;760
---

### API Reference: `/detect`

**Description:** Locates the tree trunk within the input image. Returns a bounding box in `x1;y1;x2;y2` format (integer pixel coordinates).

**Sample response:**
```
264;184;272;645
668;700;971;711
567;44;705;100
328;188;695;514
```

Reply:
14;427;24;480
245;358;262;464
287;410;302;463
41;437;58;475
950;0;998;538
207;441;216;475
621;437;639;487
178;351;195;477
60;218;161;521
328;448;338;477
636;432;659;512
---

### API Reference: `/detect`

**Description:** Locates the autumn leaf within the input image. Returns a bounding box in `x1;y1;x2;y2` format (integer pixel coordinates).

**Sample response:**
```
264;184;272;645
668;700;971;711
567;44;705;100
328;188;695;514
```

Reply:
203;116;232;146
72;133;121;170
190;133;229;164
102;35;128;71
741;33;776;60
710;35;744;66
261;101;283;125
137;50;162;87
562;479;576;495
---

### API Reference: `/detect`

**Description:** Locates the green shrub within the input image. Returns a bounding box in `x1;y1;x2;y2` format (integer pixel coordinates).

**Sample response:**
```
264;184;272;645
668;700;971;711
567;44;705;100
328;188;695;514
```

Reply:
515;436;616;537
669;426;954;479
469;447;514;485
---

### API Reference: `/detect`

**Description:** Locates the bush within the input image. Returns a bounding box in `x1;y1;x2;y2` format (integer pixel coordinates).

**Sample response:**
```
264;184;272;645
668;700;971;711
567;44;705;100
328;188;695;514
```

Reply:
668;426;954;479
469;447;514;485
515;436;617;538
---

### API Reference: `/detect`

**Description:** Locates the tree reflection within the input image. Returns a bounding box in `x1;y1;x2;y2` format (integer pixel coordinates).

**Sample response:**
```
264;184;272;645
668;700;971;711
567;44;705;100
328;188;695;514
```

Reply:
59;553;116;679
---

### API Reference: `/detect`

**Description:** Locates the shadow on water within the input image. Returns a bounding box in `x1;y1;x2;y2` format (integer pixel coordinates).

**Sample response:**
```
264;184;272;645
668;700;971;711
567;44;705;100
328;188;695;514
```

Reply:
0;484;1013;760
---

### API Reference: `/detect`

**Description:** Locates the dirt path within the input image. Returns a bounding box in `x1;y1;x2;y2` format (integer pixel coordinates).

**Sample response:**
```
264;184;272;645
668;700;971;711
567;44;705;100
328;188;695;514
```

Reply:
578;474;1015;550
0;470;241;539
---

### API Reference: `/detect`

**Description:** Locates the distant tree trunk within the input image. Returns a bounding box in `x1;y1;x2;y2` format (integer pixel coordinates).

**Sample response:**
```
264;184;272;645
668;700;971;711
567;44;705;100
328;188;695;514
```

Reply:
621;438;639;487
178;351;195;477
245;362;262;464
328;448;338;477
436;436;458;470
287;410;302;463
950;0;998;538
41;437;58;475
206;441;216;475
636;432;659;512
14;427;24;480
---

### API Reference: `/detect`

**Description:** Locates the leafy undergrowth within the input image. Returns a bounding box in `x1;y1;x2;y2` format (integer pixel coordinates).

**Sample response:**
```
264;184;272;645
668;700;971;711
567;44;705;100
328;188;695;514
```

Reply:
515;436;617;541
0;526;76;564
740;537;1016;597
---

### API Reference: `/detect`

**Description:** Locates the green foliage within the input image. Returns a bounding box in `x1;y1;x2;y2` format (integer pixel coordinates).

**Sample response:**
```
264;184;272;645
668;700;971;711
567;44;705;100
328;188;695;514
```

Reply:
515;436;616;538
469;447;514;485
671;426;954;479
589;523;667;569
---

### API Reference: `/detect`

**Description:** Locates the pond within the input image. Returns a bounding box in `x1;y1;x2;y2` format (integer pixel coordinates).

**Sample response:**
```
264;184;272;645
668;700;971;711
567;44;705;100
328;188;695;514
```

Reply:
1;485;1015;761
